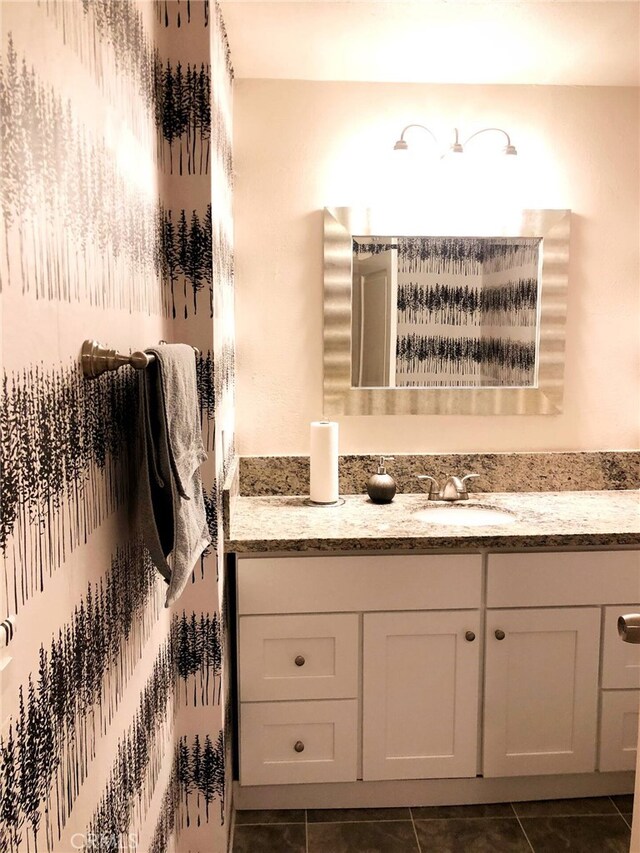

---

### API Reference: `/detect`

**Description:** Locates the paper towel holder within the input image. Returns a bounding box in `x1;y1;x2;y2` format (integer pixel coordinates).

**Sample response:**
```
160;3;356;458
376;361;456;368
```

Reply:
303;497;346;508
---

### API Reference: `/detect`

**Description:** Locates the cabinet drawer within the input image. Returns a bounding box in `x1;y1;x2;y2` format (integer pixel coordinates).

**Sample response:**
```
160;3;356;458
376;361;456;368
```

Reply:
599;691;639;772
602;606;640;688
487;551;640;607
239;614;359;700
239;699;358;786
238;554;482;614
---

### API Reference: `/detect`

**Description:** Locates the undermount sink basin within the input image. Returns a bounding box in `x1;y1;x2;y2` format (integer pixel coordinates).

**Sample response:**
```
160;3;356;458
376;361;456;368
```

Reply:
413;504;517;527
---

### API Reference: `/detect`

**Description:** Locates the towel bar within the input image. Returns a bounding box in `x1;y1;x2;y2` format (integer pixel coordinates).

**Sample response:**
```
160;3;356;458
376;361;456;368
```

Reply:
81;340;200;379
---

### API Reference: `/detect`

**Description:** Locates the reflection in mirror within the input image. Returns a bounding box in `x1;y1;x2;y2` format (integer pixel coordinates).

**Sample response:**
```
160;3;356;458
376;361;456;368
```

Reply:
323;208;570;416
351;235;541;389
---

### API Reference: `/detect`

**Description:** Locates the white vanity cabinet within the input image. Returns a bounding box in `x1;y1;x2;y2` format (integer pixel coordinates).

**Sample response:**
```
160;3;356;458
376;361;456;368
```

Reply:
236;548;640;800
237;553;482;787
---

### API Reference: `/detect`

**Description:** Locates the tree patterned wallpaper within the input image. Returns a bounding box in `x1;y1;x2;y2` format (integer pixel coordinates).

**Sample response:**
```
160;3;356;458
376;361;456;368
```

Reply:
354;236;540;388
394;238;540;387
0;2;235;851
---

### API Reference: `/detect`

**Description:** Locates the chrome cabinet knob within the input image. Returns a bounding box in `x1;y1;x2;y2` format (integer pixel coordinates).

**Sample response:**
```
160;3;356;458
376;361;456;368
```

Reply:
495;629;506;640
618;614;640;644
294;655;305;667
465;631;476;642
294;741;305;753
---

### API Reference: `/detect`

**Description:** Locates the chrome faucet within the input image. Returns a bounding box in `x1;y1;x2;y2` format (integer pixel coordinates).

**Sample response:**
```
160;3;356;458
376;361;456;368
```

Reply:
415;473;480;502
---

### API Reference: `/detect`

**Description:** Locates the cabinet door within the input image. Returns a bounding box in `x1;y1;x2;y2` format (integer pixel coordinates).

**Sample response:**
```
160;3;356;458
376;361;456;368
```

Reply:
363;610;481;780
484;607;600;777
599;690;640;772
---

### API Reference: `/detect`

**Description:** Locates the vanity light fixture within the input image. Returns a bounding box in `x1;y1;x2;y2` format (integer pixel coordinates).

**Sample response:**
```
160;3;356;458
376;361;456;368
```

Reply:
393;125;518;157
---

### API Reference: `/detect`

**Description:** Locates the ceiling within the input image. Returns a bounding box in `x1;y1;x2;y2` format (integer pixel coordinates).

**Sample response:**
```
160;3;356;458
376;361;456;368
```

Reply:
220;1;640;86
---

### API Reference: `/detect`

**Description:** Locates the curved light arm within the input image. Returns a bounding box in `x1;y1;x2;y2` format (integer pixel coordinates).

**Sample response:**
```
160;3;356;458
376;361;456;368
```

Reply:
393;124;439;150
460;127;517;155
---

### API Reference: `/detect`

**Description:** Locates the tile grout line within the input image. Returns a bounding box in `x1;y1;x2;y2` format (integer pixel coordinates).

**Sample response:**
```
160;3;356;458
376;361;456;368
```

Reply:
609;796;633;831
409;807;423;853
509;813;625;819
510;802;536;853
234;821;306;827
609;795;624;819
301;818;444;824
407;815;538;822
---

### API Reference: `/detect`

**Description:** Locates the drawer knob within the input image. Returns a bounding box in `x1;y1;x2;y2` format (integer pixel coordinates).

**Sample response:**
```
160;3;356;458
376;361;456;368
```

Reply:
294;740;305;753
495;629;506;641
294;655;306;667
465;631;476;642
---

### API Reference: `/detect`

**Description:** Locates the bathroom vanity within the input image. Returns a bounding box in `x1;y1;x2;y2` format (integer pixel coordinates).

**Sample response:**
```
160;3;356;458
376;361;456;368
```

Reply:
227;490;640;809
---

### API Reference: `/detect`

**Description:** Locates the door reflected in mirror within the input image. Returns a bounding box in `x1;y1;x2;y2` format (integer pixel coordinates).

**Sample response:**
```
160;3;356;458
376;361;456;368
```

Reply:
352;235;541;389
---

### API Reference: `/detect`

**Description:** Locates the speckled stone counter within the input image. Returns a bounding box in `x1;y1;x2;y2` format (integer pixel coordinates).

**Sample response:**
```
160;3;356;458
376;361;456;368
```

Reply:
226;490;640;553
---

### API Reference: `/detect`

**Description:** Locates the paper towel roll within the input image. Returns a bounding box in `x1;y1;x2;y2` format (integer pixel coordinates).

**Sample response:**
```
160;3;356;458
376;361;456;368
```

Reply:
310;421;339;504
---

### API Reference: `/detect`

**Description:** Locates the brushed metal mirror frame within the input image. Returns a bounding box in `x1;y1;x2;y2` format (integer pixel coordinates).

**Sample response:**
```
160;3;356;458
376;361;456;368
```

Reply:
323;207;570;416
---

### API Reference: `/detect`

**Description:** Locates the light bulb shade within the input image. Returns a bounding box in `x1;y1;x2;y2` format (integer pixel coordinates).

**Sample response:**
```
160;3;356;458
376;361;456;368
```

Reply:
451;142;464;154
393;139;408;151
505;144;518;156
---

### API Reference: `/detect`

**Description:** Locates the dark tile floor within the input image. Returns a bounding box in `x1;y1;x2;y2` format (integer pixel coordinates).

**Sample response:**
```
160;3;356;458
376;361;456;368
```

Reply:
232;796;633;852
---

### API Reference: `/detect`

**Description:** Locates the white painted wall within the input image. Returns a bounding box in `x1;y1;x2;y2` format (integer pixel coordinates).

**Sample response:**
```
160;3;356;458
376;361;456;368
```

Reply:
234;81;639;455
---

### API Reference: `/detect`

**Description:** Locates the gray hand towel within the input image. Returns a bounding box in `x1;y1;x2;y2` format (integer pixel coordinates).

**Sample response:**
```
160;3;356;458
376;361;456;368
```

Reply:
137;343;210;606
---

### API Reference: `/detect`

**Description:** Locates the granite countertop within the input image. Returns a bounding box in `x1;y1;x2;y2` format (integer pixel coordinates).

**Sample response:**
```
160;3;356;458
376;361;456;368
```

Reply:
226;490;640;553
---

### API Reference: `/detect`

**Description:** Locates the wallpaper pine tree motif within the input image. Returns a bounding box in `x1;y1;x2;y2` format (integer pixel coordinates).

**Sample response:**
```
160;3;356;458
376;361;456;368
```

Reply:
148;3;236;850
1;43;222;318
38;0;159;140
159;204;212;318
0;34;163;313
86;638;177;853
174;611;223;706
148;733;226;853
1;364;137;611
0;594;226;853
0;542;162;853
155;59;212;175
155;0;210;29
1;2;235;852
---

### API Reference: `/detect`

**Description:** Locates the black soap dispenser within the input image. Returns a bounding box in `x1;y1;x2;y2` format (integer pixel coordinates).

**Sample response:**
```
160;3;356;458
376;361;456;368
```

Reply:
367;456;397;504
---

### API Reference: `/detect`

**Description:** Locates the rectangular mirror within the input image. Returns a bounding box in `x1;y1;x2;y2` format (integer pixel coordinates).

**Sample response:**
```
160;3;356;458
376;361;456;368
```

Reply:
324;208;570;415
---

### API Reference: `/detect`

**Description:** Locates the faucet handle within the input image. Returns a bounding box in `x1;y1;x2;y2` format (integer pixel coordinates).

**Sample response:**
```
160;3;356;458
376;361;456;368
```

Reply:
458;473;480;498
415;474;440;500
460;473;479;485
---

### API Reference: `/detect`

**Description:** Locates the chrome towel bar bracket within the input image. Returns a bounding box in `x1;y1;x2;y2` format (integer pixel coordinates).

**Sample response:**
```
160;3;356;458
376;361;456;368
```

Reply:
81;339;199;379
